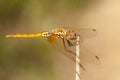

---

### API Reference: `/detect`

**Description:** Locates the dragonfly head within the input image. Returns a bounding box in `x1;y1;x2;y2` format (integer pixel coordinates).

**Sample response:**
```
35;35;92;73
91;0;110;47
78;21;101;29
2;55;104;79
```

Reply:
67;30;78;40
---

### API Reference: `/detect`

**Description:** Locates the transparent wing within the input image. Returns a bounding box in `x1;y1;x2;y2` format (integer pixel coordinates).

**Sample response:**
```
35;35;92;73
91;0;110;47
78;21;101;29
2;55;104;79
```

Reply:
52;38;100;71
51;38;85;71
63;26;97;42
80;44;100;65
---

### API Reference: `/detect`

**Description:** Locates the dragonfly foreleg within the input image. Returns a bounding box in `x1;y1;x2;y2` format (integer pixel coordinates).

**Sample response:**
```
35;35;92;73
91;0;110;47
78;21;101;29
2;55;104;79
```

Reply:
62;38;76;56
66;40;74;47
62;38;86;71
66;39;79;47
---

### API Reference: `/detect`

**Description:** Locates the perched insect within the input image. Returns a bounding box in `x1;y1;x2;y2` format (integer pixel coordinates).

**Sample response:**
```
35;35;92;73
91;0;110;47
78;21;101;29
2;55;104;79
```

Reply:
6;27;100;71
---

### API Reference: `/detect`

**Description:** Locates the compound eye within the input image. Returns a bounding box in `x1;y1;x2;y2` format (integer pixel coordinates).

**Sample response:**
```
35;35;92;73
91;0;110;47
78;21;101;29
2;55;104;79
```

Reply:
69;31;75;38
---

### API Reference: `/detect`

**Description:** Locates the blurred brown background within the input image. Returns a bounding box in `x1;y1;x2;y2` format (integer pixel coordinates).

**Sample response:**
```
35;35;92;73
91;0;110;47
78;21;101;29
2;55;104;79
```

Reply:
0;0;120;80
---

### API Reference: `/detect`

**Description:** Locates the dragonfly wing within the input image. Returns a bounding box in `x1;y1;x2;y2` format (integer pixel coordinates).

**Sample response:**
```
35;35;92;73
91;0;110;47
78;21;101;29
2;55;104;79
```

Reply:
63;26;97;41
63;27;100;64
80;44;100;65
53;39;86;71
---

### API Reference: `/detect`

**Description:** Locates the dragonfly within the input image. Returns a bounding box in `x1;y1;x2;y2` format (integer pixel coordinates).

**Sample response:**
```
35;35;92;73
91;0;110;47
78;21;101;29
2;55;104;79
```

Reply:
6;27;100;71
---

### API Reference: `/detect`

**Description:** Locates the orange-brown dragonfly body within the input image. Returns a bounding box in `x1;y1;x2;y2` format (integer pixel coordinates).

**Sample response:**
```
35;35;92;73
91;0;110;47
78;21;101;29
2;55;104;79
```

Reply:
6;27;99;71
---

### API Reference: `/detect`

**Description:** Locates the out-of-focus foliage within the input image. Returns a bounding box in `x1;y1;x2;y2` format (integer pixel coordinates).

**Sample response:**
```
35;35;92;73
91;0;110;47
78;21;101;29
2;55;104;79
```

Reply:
0;0;27;19
0;0;94;80
0;0;92;20
0;37;54;80
59;0;91;8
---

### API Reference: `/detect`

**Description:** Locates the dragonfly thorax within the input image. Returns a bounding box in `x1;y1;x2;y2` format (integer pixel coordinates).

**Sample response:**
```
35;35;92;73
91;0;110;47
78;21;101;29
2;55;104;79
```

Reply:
50;27;67;38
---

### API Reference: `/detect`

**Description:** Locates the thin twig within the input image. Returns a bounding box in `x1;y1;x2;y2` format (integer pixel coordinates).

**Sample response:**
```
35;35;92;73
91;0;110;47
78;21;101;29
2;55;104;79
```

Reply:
75;36;80;80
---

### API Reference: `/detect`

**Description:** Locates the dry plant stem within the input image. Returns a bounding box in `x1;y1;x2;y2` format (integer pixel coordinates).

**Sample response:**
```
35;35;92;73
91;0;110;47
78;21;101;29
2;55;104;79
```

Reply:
75;36;80;80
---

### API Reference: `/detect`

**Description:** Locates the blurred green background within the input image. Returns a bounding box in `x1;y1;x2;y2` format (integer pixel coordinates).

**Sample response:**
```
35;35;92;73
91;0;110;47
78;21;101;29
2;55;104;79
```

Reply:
0;0;95;80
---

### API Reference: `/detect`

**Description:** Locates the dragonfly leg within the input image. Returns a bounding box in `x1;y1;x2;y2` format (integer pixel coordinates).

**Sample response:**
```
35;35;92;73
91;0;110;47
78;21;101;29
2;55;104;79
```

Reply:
62;38;76;56
66;40;79;47
66;40;74;47
62;38;86;71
